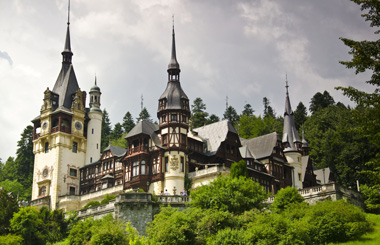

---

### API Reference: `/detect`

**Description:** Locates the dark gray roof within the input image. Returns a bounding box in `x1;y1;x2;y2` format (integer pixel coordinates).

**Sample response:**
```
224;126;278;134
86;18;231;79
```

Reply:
301;155;309;182
168;27;180;71
159;81;188;110
314;168;331;184
104;145;126;157
125;120;161;146
52;23;80;110
241;132;279;159
192;120;238;154
282;83;301;152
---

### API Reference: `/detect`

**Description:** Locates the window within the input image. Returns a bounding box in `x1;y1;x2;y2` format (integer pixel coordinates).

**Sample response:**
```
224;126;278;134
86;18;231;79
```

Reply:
39;186;46;197
97;143;99;149
69;187;76;195
171;114;177;121
165;157;169;172
70;168;77;177
180;156;184;172
92;128;94;134
182;115;187;122
162;115;166;123
72;142;78;153
133;162;139;176
43;168;48;177
163;135;167;145
181;134;186;145
90;157;92;163
298;173;302;181
125;166;130;181
45;142;49;153
141;160;146;175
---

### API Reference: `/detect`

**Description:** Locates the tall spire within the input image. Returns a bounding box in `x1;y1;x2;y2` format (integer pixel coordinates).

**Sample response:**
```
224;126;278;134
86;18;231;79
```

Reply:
282;77;301;152
62;0;73;64
168;15;180;78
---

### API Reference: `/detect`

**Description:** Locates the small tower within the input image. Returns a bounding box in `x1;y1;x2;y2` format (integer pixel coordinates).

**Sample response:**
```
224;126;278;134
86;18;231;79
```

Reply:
156;22;190;194
282;79;303;189
86;77;103;164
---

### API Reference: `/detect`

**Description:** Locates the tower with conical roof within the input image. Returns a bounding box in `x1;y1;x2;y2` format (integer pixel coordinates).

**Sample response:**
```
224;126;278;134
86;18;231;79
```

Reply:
31;3;102;211
282;78;303;189
155;22;190;194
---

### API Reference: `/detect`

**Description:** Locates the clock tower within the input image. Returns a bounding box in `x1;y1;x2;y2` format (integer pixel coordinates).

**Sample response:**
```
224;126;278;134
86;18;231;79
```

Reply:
31;14;102;210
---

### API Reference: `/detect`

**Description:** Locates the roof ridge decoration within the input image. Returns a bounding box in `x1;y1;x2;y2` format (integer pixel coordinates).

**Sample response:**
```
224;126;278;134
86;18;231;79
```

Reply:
282;77;301;152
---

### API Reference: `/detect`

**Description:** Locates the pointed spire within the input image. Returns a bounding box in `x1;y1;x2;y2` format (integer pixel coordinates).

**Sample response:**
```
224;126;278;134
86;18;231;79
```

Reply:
62;0;73;64
302;125;308;147
168;15;180;73
282;77;301;152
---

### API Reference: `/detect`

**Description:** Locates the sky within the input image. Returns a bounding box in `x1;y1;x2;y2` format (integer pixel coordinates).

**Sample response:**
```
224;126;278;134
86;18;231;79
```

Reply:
0;0;377;160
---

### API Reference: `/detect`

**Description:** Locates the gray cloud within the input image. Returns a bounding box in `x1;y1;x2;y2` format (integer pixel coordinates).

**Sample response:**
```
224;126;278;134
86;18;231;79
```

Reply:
0;51;13;66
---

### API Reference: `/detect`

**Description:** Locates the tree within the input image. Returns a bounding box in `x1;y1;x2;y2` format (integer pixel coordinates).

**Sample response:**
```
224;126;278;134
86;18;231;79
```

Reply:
13;126;34;190
10;207;45;245
263;97;275;118
122;112;135;134
223;106;239;126
0;188;19;235
294;102;308;130
241;103;254;116
309;91;335;114
230;160;248;179
191;98;209;128
271;187;305;213
189;176;267;214
137;107;152;122
110;122;123;140
101;109;112;151
206;114;220;124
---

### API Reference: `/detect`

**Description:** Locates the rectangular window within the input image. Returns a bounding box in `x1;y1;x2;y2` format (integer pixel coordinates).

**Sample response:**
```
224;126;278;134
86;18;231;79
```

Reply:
165;157;169;172
72;142;78;153
92;128;94;134
163;135;167;145
298;173;302;181
180;156;184;172
45;142;49;153
182;115;187;122
133;162;139;176
171;114;177;121
69;186;76;195
70;168;77;177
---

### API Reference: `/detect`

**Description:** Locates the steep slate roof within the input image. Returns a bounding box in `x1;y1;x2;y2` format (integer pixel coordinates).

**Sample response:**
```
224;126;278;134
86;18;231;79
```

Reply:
241;132;279;160
159;81;188;110
301;155;309;182
239;146;254;159
314;168;331;184
192;120;238;155
104;145;126;157
282;82;301;152
125;120;161;146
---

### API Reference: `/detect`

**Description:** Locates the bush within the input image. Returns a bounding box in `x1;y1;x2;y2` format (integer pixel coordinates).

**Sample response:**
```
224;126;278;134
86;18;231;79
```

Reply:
271;186;305;213
83;201;101;209
189;176;267;214
0;234;23;245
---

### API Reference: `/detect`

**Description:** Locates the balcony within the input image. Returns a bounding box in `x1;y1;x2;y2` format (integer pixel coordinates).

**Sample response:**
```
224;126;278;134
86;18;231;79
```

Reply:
127;145;149;156
188;165;229;179
30;196;50;208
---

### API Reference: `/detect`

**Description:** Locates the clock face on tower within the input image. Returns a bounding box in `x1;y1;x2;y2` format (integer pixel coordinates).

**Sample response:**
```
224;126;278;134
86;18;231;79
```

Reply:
75;121;82;130
42;122;48;130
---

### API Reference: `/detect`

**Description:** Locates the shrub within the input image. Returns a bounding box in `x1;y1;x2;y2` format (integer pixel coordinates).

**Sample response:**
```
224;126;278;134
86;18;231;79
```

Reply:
271;186;305;213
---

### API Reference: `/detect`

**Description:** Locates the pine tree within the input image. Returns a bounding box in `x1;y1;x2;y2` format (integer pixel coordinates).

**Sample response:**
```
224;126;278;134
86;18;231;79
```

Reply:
101;109;112;151
191;98;209;128
223;106;239;126
122;112;135;133
242;103;254;116
294;102;308;130
110;123;123;140
137;107;152;122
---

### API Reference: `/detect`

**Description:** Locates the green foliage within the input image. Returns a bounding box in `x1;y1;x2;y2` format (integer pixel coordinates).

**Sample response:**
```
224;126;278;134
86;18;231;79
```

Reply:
110;131;128;149
0;188;19;235
271;187;305;213
223;106;239;127
10;207;45;245
189;176;267;214
111;122;124;140
207;228;245;245
100;194;116;205
83;201;101;209
137;107;152;122
191;97;209;128
206;114;220;124
122;111;135;133
0;234;23;245
263;97;275;118
0;180;23;199
241;103;254;116
101;109;112;151
309;91;335;114
230;160;248;179
294;101;308;130
238;114;283;139
361;184;380;214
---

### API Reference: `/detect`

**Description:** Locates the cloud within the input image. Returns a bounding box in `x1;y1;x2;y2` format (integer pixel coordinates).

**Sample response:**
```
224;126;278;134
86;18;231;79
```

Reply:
0;51;13;66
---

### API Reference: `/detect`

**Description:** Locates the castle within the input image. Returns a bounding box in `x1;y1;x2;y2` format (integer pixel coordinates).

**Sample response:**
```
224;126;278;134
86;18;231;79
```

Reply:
30;13;331;212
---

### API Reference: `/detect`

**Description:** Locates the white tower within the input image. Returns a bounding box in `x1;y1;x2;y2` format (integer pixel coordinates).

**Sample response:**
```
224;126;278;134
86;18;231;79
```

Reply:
86;77;103;164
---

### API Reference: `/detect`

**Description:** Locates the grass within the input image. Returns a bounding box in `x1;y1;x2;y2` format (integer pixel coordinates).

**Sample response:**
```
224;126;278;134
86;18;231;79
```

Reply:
330;213;380;245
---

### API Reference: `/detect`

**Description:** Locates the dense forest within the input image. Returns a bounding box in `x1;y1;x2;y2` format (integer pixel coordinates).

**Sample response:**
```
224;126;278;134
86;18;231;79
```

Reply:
1;0;380;243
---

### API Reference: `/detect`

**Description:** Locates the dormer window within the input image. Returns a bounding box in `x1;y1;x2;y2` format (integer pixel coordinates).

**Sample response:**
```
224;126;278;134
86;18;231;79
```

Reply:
171;114;177;122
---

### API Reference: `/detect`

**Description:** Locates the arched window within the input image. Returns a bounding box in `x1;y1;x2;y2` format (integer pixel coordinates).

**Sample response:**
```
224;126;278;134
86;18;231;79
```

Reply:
141;160;146;175
39;186;46;197
45;142;49;153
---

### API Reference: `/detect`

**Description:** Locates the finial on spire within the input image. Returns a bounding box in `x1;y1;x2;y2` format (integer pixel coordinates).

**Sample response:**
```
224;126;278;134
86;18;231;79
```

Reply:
95;74;97;85
285;73;289;95
67;0;71;25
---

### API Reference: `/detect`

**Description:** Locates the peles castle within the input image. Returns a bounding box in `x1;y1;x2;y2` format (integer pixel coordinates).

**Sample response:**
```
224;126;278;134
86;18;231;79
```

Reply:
31;14;351;213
